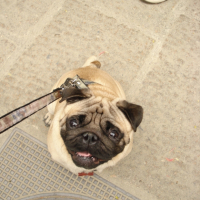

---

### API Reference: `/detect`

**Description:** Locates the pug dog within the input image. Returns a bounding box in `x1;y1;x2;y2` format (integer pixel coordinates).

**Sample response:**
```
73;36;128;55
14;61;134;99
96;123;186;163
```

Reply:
44;56;143;175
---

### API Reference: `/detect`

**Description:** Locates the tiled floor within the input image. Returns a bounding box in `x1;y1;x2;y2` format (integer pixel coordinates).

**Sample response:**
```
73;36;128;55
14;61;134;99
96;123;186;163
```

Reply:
0;1;200;199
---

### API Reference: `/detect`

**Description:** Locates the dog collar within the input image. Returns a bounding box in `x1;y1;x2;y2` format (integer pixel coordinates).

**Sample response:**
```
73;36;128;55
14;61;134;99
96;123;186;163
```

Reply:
0;75;98;134
78;172;94;176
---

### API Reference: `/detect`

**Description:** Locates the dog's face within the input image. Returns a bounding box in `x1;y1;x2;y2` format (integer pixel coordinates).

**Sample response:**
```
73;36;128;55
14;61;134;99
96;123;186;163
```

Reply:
61;114;125;169
58;89;143;170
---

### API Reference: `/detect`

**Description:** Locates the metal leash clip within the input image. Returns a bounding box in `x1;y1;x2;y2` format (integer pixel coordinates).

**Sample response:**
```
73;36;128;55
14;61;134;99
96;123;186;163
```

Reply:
58;75;95;103
60;75;88;90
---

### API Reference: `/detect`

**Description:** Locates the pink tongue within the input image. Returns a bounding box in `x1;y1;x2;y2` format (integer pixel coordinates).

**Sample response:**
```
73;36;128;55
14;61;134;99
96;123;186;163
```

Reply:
77;152;92;157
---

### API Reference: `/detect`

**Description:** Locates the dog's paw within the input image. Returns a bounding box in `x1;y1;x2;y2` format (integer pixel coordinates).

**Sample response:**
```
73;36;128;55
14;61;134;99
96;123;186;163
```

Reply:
43;113;53;127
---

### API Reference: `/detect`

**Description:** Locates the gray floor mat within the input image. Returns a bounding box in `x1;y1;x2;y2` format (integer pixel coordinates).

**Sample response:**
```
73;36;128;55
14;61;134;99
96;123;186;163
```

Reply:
0;128;139;200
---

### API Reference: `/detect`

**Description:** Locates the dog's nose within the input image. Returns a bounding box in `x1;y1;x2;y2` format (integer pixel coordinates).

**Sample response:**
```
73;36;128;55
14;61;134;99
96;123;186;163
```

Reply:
82;132;98;145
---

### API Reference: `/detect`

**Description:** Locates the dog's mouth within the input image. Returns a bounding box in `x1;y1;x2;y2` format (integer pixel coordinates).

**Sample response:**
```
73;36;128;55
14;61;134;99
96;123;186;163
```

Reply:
69;150;106;169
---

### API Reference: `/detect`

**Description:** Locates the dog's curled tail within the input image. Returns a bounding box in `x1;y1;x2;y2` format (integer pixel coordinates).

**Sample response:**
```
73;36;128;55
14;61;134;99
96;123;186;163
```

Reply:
82;56;101;69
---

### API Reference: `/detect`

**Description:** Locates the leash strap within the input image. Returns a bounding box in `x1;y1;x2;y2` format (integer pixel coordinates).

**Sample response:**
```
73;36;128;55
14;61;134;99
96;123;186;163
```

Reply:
0;89;62;134
0;75;96;134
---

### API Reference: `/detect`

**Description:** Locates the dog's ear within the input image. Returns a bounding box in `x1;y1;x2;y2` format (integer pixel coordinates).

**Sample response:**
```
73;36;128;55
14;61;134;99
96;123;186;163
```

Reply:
117;100;143;132
59;88;92;104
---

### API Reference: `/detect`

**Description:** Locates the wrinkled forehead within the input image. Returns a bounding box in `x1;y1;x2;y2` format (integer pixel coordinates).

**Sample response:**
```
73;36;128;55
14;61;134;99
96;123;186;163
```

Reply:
60;96;132;133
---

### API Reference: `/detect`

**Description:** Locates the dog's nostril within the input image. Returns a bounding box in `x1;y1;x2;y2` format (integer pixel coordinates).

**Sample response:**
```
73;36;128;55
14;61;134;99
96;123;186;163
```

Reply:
82;132;98;144
83;133;89;141
92;135;98;142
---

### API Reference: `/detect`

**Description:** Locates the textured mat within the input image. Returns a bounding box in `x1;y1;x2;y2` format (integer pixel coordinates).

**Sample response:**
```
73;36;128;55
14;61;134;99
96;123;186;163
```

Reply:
0;128;139;200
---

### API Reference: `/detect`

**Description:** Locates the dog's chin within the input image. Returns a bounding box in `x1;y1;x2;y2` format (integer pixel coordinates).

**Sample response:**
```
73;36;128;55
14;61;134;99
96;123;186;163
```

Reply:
68;150;107;169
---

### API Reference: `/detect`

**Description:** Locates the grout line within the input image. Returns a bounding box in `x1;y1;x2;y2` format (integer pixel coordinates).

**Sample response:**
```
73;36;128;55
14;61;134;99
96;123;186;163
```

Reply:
1;0;65;79
129;0;186;97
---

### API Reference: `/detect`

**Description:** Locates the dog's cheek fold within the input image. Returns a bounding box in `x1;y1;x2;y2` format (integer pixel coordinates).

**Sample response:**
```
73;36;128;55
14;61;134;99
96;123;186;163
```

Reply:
60;129;66;139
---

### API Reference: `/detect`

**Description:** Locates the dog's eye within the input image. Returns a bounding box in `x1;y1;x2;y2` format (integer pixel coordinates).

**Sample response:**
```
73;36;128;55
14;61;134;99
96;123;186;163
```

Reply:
69;119;78;128
109;130;119;139
68;115;86;129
